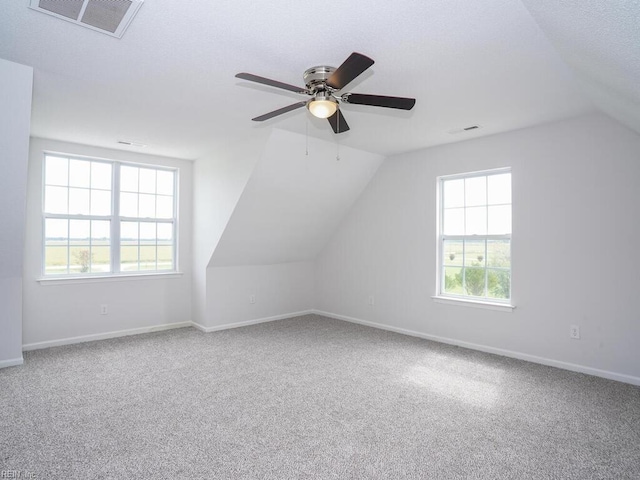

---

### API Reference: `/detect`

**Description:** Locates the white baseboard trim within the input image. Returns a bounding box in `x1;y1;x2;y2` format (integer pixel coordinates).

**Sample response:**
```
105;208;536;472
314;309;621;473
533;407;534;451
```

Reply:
0;357;24;369
22;322;193;351
313;310;640;387
192;310;314;333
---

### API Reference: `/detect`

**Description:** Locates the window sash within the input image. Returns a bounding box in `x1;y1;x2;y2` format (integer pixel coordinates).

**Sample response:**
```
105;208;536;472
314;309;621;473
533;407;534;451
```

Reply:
438;235;511;302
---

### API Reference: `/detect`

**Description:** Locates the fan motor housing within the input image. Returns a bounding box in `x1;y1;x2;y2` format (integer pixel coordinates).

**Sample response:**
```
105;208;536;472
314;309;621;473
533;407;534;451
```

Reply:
303;66;336;93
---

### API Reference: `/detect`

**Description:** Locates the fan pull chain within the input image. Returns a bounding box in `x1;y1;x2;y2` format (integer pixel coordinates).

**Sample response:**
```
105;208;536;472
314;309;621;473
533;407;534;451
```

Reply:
336;110;341;161
305;116;309;156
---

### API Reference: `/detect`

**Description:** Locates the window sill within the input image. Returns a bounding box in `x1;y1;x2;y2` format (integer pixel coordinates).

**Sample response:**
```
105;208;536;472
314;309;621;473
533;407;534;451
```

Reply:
431;295;515;312
37;272;184;286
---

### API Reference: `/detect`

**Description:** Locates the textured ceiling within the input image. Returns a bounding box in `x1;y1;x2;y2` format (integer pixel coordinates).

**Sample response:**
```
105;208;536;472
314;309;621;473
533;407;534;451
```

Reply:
521;0;640;138
0;0;601;160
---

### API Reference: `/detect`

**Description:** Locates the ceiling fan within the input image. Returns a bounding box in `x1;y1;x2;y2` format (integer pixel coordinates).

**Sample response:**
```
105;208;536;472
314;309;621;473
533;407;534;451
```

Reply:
235;52;416;134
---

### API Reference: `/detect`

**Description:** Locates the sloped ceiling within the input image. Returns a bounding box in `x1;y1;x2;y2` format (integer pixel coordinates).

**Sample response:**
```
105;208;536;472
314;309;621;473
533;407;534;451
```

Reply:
210;129;383;266
521;1;640;137
0;0;595;160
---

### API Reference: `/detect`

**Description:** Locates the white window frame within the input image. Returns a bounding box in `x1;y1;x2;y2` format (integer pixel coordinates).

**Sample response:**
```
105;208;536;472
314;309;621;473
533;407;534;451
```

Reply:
41;151;179;279
434;167;514;310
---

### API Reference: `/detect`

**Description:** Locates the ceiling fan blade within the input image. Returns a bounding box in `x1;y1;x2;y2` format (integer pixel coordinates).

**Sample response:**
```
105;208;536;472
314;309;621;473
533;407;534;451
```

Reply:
327;109;350;134
326;52;374;90
342;93;416;110
251;101;307;122
236;73;309;94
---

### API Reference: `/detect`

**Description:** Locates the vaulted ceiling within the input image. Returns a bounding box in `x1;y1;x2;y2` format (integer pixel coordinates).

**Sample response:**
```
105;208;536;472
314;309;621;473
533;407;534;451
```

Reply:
4;1;634;161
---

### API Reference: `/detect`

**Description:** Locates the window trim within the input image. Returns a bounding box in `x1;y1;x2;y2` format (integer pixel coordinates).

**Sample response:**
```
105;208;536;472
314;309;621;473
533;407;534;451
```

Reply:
40;151;179;279
435;167;514;308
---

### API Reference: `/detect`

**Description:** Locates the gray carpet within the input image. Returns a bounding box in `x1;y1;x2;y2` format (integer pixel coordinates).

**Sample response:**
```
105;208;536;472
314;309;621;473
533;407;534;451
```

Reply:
1;315;639;479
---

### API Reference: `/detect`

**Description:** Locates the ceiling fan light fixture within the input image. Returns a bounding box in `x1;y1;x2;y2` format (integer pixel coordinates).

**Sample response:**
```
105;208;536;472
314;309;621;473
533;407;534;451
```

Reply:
308;94;337;119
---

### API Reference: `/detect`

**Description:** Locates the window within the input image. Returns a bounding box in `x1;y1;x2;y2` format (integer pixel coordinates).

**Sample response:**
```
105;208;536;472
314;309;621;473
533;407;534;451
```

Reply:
43;153;177;277
437;168;511;303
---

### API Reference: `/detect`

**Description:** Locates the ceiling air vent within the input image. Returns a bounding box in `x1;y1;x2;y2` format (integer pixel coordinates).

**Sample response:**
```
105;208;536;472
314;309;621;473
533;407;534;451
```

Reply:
29;0;144;38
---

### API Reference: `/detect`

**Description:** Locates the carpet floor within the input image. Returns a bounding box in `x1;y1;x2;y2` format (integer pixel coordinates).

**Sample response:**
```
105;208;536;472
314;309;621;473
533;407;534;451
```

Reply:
1;314;639;479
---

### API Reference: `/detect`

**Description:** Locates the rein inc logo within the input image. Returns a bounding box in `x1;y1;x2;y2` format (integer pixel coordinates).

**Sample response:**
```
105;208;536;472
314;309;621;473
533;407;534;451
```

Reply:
1;471;36;479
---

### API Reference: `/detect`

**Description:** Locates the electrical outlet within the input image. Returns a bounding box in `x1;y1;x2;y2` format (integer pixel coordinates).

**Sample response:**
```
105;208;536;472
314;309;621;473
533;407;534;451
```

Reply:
570;324;580;339
100;304;108;315
249;294;256;304
368;295;375;306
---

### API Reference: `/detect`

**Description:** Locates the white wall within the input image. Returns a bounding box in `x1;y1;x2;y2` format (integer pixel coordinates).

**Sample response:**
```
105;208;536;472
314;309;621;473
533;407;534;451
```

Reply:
316;113;640;383
211;129;384;266
22;138;193;348
0;59;32;368
204;129;383;328
206;262;314;328
191;137;267;325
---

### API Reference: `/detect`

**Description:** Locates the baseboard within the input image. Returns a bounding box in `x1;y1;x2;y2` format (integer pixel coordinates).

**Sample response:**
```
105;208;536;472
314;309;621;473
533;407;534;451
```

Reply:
0;357;24;369
191;310;314;333
22;322;193;351
313;310;640;387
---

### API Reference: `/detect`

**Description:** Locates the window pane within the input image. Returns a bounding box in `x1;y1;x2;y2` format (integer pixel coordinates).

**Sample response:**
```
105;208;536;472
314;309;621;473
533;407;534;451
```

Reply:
157;223;173;271
91;220;110;241
45;246;68;274
91;162;112;190
488;205;511;235
487;269;510;299
443;266;462;294
70;246;92;273
443;208;464;235
121;166;139;192
70;219;90;241
464;240;486;267
121;246;139;271
140;246;156;270
464;267;486;297
487;240;510;268
91;189;111;216
69;160;90;188
157;170;174;196
465;176;486;207
139;194;156;218
45;186;68;214
488;173;511;205
45;156;68;186
91;246;110;273
69;188;90;215
156;195;173;219
443;179;464;208
443;239;463;266
465;206;487;235
120;192;138;217
140;222;156;241
45;219;68;243
157;245;173;270
139;168;156;194
121;221;139;241
157;223;173;241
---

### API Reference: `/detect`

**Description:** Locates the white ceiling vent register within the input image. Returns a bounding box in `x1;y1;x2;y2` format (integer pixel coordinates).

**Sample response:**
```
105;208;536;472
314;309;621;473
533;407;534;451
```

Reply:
29;0;144;38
